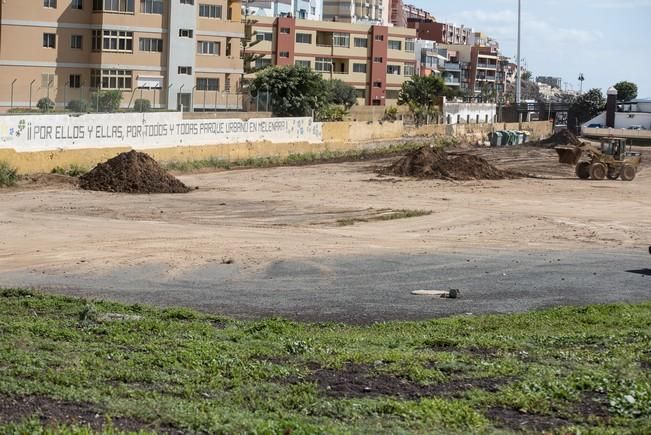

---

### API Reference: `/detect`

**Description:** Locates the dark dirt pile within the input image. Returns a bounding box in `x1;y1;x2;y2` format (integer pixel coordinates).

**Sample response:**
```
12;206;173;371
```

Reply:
534;129;582;147
386;146;521;181
79;151;191;194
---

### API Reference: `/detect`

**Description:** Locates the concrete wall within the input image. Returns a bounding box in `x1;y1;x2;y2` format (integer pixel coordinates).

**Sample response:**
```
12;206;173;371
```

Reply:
443;103;497;125
0;113;552;173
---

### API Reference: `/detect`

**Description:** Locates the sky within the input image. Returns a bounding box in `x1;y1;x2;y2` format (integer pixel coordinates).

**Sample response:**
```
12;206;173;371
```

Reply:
409;0;651;98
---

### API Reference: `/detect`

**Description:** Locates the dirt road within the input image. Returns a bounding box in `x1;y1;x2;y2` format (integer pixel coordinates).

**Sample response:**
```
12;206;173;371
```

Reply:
1;146;649;321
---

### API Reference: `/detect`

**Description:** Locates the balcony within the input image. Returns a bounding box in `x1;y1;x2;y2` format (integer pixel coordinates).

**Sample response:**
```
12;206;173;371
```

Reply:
476;63;498;69
443;62;460;71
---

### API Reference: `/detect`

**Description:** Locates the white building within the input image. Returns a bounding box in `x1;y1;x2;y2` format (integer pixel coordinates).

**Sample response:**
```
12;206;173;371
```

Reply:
245;0;322;21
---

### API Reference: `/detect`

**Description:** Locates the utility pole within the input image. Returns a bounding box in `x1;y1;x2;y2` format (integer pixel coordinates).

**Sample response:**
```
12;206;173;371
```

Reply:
515;0;522;105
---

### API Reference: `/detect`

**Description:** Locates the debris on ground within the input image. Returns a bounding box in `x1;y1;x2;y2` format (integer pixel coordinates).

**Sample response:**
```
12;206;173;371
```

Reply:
532;129;582;148
385;145;522;181
411;289;461;299
79;151;191;194
555;146;584;165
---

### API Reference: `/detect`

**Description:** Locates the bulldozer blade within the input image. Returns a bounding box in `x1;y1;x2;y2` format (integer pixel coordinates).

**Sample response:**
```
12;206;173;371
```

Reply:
556;146;583;165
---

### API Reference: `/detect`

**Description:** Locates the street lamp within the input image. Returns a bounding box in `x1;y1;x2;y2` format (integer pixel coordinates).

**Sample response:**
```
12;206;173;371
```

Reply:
515;0;522;105
578;73;585;95
179;84;185;112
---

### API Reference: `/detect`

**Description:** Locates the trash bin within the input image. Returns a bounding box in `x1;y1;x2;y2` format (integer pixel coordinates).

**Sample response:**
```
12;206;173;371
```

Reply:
490;131;503;147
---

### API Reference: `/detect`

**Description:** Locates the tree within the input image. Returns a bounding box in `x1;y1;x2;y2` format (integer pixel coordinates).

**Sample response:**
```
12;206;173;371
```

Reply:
37;97;55;112
569;88;605;125
398;75;446;125
521;70;532;81
133;99;152;112
66;99;88;112
326;80;357;109
249;65;329;117
90;90;122;112
614;81;638;102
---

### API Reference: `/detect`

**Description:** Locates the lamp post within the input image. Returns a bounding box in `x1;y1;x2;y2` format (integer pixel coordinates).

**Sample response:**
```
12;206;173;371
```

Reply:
179;84;185;112
10;79;17;110
191;85;197;112
578;73;585;95
29;80;36;110
515;0;522;105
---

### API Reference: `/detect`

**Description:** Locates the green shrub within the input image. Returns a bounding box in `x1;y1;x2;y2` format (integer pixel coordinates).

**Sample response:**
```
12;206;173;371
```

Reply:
317;105;348;122
0;161;18;187
90;90;123;112
37;97;55;112
66;99;88;112
133;99;152;112
51;164;87;177
384;106;399;121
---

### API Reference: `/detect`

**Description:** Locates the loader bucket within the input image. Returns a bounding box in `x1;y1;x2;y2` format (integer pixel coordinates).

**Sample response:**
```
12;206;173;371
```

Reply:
555;146;583;165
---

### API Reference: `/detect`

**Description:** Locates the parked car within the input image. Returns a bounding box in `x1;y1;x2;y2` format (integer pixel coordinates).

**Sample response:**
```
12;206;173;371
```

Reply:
587;123;602;128
627;125;644;130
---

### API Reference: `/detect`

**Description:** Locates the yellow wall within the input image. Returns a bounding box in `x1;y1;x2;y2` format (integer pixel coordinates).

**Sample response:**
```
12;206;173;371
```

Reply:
1;120;553;174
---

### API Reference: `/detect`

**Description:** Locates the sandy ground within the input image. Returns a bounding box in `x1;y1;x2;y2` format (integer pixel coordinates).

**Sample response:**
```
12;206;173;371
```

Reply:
1;146;649;278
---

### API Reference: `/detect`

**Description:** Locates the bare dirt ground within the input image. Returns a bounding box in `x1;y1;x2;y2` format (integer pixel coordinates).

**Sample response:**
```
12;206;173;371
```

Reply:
0;145;649;321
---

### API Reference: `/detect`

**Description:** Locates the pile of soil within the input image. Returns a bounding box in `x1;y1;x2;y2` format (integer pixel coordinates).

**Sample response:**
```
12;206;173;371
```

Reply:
79;151;191;194
534;129;582;147
386;146;521;181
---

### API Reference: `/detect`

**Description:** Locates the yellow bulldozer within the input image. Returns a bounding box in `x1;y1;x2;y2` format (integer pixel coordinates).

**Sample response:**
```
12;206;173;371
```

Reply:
556;138;642;181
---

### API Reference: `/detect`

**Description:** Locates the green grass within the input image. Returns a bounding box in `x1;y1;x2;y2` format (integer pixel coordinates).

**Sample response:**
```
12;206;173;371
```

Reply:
336;209;432;226
162;141;431;173
51;164;88;177
0;288;650;434
0;161;18;187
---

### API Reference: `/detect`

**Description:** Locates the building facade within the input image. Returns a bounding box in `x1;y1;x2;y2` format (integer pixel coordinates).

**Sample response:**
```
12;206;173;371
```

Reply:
409;20;472;46
245;0;322;21
0;0;244;112
249;16;416;105
321;0;390;26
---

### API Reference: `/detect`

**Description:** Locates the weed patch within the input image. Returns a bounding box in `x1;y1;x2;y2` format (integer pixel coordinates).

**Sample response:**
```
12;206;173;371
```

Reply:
0;161;18;187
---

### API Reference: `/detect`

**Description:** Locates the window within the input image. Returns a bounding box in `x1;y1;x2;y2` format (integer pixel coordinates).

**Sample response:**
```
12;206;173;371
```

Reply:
92;0;135;13
224;76;231;92
199;4;222;18
373;81;382;88
387;65;401;75
254;58;271;69
180;0;193;3
296;33;312;44
196;78;219;91
405;38;415;52
140;0;163;14
90;69;132;89
178;66;192;75
388;40;401;50
354;38;368;48
43;33;56;48
354;88;366;99
280;27;290;34
179;29;193;38
404;64;416;76
71;35;83;49
92;30;133;52
41;74;56;88
225;39;232;56
140;38;163;52
332;32;349;48
72;0;83;9
374;34;384;41
373;56;383;63
386;89;400;99
295;60;311;69
352;63;366;73
44;0;57;7
69;74;81;88
255;32;272;42
314;57;332;72
197;41;220;55
279;51;289;58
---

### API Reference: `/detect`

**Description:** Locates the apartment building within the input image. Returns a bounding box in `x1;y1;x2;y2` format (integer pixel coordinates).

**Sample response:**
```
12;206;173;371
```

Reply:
249;16;416;105
409;20;472;46
245;0;322;21
439;43;506;98
322;0;390;26
0;0;243;112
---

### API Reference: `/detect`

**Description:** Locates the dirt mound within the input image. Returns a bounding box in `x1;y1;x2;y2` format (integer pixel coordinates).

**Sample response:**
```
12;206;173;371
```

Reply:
386;146;521;181
79;151;191;194
535;129;582;147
